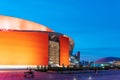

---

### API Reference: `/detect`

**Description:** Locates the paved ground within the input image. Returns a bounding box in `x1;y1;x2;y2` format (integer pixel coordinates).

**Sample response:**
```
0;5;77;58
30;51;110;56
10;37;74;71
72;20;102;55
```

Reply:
0;70;120;80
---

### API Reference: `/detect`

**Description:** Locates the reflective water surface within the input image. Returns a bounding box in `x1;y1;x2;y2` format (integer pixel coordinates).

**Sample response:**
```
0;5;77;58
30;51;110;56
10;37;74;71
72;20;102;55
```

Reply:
0;70;120;80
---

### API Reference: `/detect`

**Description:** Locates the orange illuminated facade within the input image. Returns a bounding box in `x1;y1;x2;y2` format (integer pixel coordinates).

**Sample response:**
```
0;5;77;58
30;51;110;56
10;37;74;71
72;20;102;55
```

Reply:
0;31;48;65
0;15;74;68
59;36;70;66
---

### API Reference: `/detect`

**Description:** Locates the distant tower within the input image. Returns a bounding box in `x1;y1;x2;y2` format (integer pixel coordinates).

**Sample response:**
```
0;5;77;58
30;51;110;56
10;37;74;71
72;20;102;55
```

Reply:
77;51;80;65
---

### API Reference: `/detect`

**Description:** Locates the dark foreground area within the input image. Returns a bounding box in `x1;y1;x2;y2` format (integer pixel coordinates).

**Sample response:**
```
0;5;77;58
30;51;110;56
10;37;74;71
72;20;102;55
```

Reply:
0;70;120;80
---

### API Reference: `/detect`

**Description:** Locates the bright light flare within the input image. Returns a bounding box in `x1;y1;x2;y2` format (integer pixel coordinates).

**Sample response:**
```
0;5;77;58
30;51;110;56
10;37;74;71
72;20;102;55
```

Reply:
0;16;53;32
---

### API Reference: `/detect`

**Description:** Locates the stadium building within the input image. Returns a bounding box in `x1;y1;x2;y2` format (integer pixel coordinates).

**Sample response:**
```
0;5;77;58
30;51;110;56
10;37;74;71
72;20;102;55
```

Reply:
0;16;74;69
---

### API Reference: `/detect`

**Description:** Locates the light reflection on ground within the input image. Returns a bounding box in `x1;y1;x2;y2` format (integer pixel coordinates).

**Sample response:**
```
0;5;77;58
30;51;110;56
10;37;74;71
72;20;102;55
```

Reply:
0;70;120;80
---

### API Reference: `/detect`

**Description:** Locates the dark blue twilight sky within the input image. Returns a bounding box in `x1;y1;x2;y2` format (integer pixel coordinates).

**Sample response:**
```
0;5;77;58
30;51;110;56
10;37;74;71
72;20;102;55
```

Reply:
0;0;120;61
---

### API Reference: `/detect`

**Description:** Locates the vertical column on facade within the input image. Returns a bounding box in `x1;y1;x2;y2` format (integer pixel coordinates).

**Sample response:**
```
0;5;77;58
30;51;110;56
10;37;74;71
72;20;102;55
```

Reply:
59;36;70;67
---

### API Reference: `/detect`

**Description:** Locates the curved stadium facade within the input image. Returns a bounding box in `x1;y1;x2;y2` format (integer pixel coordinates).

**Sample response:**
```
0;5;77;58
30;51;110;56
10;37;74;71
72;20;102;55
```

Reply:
0;16;74;68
